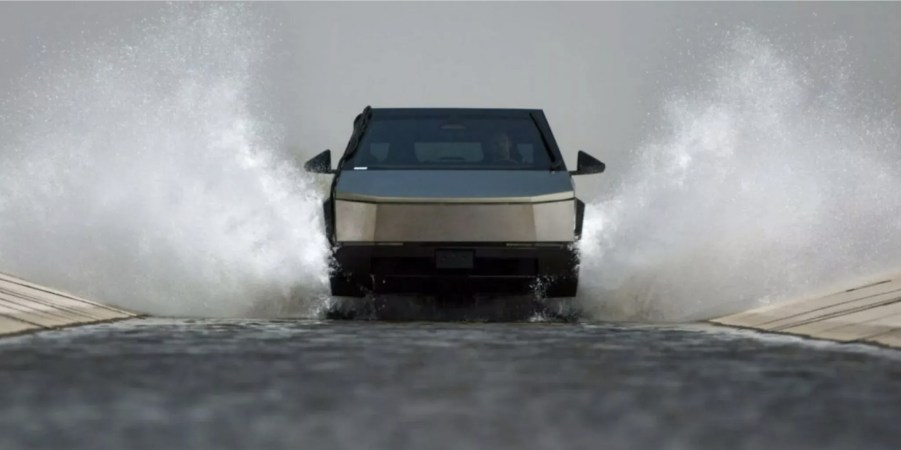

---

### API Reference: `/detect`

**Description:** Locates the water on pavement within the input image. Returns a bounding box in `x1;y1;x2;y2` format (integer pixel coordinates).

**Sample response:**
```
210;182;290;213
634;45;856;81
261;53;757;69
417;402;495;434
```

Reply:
1;318;900;450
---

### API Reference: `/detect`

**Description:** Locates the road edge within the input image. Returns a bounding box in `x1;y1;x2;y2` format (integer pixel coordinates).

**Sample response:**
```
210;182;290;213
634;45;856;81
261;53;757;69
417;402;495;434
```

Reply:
0;271;139;337
709;271;901;349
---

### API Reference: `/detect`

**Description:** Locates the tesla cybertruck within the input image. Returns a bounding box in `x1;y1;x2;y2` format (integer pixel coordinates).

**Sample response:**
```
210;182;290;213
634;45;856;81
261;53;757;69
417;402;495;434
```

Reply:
304;107;604;298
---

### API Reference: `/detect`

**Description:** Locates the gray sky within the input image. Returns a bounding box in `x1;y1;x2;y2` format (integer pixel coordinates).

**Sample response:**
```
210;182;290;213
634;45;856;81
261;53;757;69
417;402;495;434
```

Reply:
1;1;899;191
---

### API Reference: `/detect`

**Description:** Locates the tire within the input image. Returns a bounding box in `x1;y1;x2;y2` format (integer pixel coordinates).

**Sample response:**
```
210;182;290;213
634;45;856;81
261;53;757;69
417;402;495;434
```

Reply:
329;272;366;297
544;276;578;298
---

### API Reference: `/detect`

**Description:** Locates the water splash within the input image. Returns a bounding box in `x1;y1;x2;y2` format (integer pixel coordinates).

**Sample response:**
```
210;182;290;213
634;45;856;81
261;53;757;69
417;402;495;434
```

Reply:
0;5;330;317
577;30;901;322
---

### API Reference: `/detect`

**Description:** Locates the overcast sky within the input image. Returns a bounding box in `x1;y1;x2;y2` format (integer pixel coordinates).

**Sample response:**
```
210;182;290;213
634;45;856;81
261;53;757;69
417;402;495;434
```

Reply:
1;1;899;190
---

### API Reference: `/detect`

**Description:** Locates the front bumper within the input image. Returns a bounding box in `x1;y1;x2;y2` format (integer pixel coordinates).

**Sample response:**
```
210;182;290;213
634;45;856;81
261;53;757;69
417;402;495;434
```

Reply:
330;242;579;297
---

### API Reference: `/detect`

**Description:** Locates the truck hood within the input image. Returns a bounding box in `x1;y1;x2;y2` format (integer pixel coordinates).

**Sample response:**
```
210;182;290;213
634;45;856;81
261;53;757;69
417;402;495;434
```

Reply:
333;170;574;203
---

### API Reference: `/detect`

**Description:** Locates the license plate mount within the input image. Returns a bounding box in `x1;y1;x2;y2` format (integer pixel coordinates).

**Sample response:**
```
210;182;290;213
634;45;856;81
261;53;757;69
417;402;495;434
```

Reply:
435;250;474;269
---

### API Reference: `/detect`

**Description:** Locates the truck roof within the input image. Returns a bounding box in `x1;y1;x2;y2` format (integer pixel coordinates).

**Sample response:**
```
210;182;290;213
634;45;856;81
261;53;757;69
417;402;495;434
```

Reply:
367;108;545;118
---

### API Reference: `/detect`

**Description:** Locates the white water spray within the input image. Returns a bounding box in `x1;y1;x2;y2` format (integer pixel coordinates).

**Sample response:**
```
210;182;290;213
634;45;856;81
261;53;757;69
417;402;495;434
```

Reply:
2;9;898;323
0;6;330;317
577;31;901;321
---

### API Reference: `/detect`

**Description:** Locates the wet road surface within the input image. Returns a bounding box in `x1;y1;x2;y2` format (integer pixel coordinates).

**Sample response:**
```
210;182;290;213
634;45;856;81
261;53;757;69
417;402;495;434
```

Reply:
1;318;900;450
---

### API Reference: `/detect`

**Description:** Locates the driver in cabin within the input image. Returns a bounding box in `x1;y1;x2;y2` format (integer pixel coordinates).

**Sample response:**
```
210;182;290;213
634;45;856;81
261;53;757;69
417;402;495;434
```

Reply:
486;131;518;165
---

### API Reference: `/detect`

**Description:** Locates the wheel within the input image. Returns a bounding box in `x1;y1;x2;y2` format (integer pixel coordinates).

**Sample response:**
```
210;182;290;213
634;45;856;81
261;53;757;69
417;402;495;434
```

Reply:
329;272;366;297
543;276;578;298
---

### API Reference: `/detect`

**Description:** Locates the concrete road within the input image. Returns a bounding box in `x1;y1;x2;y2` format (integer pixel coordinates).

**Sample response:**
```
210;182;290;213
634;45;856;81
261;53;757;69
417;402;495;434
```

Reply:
1;318;899;450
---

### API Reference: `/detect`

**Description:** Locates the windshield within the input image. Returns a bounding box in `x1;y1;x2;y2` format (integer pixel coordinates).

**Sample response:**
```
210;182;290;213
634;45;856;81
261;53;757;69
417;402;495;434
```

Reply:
345;116;554;170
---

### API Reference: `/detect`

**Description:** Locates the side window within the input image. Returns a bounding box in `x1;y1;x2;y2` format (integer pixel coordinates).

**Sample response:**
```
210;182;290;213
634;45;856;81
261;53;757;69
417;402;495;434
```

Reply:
516;144;534;164
368;143;390;162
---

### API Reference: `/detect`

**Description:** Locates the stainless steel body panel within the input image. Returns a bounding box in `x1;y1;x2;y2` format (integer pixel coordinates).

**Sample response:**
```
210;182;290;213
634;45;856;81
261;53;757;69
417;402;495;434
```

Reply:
335;200;576;243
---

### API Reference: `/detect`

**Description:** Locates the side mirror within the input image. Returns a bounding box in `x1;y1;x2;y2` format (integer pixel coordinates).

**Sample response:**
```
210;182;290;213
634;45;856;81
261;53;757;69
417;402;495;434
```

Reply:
304;150;334;174
570;150;605;175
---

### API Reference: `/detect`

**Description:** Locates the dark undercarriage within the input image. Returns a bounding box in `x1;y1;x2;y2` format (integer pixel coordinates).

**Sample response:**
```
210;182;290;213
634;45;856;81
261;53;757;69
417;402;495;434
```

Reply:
330;243;579;298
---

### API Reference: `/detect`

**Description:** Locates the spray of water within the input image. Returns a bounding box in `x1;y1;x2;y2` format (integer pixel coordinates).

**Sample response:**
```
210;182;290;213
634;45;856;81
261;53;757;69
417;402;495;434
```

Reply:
0;5;330;317
577;30;901;322
3;8;898;323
